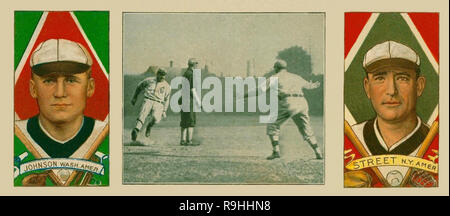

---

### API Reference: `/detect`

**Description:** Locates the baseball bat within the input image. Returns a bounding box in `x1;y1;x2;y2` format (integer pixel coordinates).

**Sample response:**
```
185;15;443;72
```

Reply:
64;123;109;186
400;120;439;186
15;124;64;186
344;120;389;186
15;122;109;186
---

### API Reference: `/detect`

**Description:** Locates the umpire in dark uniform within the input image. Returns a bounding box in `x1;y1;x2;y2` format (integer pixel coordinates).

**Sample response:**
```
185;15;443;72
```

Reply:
179;58;202;146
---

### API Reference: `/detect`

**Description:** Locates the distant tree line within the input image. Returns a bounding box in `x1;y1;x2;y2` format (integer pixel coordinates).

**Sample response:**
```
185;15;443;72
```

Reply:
124;46;323;117
267;46;324;116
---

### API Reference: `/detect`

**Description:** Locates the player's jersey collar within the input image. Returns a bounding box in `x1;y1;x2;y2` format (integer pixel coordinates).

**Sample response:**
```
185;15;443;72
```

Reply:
363;117;429;155
27;115;95;158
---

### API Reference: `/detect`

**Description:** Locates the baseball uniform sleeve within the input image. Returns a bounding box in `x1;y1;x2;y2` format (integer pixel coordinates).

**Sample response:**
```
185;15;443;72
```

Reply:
132;79;146;100
299;76;317;90
186;70;194;90
186;71;202;105
163;83;171;112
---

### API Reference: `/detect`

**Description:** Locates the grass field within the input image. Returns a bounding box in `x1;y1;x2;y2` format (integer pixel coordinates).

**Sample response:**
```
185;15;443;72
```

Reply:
123;113;324;184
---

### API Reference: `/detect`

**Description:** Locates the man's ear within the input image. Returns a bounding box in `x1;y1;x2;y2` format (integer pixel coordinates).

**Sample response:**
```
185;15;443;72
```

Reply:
416;76;426;97
29;78;37;99
363;76;371;99
87;77;95;98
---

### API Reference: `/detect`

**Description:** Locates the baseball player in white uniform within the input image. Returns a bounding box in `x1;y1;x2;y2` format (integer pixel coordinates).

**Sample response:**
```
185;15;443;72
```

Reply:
248;60;323;160
131;68;171;142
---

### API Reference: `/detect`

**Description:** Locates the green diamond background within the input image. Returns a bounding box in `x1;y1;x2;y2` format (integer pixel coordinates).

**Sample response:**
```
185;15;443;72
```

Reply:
14;11;109;73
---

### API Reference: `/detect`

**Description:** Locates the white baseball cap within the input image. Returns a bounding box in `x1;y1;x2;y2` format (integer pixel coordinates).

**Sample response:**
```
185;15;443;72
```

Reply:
30;39;93;76
363;41;420;73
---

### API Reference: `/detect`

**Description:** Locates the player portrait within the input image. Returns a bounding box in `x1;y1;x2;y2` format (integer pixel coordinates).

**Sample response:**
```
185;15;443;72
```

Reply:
14;11;110;186
123;13;325;184
344;12;439;187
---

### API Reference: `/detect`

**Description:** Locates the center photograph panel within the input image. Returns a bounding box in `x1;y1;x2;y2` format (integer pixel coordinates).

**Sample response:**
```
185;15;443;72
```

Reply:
122;12;325;184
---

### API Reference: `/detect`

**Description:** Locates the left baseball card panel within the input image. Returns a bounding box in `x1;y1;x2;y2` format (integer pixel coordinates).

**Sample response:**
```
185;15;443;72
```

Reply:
14;11;110;186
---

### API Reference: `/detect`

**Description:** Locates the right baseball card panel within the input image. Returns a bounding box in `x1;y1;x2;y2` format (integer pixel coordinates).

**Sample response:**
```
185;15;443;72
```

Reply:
344;12;439;188
123;13;325;184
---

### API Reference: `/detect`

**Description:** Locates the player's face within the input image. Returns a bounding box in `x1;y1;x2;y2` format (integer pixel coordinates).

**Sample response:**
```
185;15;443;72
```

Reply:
30;71;95;125
191;62;199;69
157;73;166;82
364;68;425;123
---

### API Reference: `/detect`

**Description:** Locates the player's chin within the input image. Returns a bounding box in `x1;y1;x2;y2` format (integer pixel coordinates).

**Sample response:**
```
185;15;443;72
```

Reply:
46;112;81;125
378;110;406;122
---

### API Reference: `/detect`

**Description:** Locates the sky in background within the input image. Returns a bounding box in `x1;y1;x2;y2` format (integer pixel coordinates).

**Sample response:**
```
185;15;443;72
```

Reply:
123;13;324;77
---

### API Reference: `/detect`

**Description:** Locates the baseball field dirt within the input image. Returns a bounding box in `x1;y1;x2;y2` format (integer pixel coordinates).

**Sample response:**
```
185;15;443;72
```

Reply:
123;113;324;184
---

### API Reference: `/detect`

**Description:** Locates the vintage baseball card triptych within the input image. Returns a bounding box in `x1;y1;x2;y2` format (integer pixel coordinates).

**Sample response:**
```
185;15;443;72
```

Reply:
2;0;448;197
